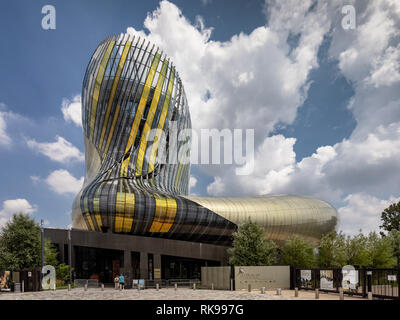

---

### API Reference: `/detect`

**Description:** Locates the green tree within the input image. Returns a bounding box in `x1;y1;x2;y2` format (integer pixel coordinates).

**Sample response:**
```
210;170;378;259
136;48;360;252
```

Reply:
387;230;400;266
56;263;73;284
345;231;371;267
380;201;400;233
45;238;59;266
0;213;41;270
368;232;396;268
228;220;278;266
281;235;316;268
318;231;347;268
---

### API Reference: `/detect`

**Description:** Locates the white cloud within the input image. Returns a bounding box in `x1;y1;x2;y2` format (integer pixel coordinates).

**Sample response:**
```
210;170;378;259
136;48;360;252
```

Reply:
189;175;197;189
126;0;330;143
27;136;84;163
61;95;82;127
0;199;38;228
45;169;84;195
207;176;225;196
0;110;11;147
338;193;400;235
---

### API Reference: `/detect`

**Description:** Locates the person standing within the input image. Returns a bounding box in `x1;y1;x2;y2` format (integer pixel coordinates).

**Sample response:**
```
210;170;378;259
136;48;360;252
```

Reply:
119;274;125;290
114;275;119;290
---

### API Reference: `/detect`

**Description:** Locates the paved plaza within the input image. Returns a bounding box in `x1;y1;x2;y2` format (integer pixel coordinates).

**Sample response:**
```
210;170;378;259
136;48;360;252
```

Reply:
0;287;365;300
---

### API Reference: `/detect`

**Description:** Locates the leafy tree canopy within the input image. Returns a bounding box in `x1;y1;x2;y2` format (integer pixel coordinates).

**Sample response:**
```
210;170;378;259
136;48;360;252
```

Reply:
380;201;400;233
345;231;371;267
0;213;41;270
318;231;347;268
281;235;316;268
228;219;278;266
368;232;396;268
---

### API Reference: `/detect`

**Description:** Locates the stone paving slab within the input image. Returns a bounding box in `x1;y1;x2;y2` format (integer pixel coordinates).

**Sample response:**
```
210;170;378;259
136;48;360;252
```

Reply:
0;288;365;300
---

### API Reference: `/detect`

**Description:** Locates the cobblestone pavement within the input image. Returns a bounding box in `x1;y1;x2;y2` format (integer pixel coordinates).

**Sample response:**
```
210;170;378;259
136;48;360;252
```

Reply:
0;288;364;300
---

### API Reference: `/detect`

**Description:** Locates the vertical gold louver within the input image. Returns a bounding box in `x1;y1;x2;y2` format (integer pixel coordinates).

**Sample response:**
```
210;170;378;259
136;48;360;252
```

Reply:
89;40;115;142
99;40;132;154
148;67;175;173
120;52;161;177
135;58;169;176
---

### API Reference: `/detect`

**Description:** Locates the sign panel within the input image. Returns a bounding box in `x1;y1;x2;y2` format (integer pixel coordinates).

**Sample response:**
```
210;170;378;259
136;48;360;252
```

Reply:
300;270;312;288
320;270;334;290
0;271;11;291
388;275;397;281
154;268;161;279
234;266;290;290
342;265;359;290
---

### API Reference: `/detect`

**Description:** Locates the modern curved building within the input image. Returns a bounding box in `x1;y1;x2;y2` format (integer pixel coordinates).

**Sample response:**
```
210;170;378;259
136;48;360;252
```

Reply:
71;33;337;248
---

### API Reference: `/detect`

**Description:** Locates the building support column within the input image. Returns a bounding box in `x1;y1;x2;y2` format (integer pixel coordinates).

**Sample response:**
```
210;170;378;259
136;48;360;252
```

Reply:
59;243;65;264
140;252;148;279
123;250;132;286
153;253;161;280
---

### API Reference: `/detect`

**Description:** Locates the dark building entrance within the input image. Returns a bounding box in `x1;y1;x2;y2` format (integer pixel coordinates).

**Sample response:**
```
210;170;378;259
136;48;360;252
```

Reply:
162;255;219;279
74;246;124;283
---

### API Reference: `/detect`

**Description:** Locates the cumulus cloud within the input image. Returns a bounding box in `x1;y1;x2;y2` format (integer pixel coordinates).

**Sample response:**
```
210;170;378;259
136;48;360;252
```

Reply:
61;95;82;127
0;199;38;228
338;193;400;235
126;0;330;142
189;175;197;189
27;136;84;163
45;169;84;195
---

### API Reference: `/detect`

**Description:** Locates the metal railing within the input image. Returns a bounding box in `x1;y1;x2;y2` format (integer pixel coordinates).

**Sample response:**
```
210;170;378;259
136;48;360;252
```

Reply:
293;267;400;300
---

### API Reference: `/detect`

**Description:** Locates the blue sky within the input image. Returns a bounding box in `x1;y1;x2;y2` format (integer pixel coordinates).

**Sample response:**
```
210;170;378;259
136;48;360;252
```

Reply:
1;0;400;235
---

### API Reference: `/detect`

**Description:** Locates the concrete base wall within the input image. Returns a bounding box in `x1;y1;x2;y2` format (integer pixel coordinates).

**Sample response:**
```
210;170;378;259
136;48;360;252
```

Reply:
234;266;291;290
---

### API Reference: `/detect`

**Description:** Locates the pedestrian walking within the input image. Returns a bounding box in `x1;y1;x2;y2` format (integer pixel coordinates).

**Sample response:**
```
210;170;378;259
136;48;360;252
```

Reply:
119;274;125;290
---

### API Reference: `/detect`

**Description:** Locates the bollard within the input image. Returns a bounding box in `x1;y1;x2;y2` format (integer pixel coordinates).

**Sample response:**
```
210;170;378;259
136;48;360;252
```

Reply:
68;284;71;292
174;283;178;291
230;279;234;291
211;283;214;290
84;284;88;292
295;287;299;297
137;284;140;293
22;280;24;293
315;289;319;299
156;283;159;291
101;284;104;291
193;283;196;290
261;287;265;294
248;284;251;292
53;283;56;291
276;288;281;296
368;292;373;300
339;287;344;300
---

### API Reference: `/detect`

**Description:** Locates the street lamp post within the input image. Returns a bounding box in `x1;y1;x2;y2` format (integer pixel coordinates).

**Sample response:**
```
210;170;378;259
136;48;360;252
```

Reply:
41;219;44;269
68;228;72;284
